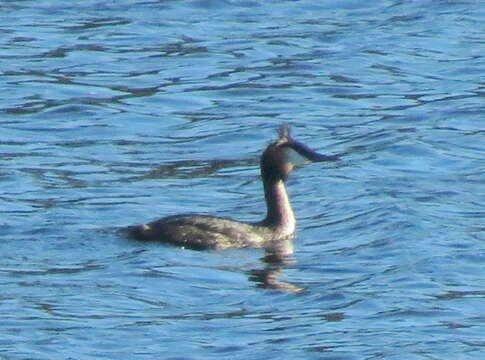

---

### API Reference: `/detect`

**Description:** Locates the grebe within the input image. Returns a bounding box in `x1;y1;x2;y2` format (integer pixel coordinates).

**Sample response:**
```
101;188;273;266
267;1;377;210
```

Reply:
128;124;336;251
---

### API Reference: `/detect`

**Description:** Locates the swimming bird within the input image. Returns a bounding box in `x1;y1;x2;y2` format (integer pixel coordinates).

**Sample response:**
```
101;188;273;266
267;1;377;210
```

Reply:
128;124;336;252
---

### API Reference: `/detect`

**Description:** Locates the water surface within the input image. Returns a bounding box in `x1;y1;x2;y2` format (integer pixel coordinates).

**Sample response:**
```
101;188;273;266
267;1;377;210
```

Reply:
1;0;485;359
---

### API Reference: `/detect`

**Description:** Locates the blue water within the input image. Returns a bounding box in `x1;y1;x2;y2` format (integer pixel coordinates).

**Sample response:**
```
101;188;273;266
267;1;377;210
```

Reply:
1;0;484;358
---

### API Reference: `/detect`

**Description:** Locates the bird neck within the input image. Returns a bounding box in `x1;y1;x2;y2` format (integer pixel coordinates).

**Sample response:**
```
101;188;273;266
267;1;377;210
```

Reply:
262;177;295;236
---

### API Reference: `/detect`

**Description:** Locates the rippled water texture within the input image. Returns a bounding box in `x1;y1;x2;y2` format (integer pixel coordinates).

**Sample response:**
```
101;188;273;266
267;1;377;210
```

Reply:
1;0;484;359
